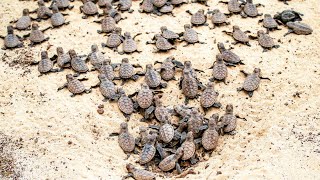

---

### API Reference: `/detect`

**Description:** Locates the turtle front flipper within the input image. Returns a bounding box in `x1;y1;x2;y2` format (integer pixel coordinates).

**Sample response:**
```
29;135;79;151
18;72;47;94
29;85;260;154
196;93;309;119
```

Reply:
176;162;182;174
284;29;293;37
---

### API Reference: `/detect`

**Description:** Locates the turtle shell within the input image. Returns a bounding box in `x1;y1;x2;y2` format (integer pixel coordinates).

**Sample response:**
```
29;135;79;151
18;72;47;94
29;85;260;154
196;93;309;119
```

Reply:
200;88;218;108
212;11;227;24
145;69;161;88
100;80;117;99
71;57;89;73
156;37;174;50
191;12;206;25
221;114;237;132
182;76;198;98
187;114;203;135
106;33;122;48
82;1;98;15
37;6;51;19
159;124;174;143
263;16;278;29
51;12;65;27
30;30;45;43
183;28;198;43
98;0;110;7
67;79;86;94
140;144;156;164
38;58;53;73
56;0;70;9
132;168;155;180
123;39;137;53
140;0;154;12
220;50;241;64
171;0;184;5
154;106;169;122
118;95;134;114
153;0;167;7
233;29;249;43
119;63;134;79
4;35;21;48
287;22;313;35
202;127;219;150
181;140;195;160
101;17;116;33
228;0;241;13
99;64;114;80
243;3;258;17
160;61;175;81
89;51;105;68
258;33;275;48
158;153;178;171
162;29;179;40
119;0;132;11
118;132;135;152
137;88;153;109
16;16;31;30
57;53;71;68
213;62;227;80
243;73;260;91
159;4;173;13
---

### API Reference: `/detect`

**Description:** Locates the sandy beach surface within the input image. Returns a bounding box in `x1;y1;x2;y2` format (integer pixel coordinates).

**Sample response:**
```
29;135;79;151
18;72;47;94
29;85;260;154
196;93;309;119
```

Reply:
0;0;319;179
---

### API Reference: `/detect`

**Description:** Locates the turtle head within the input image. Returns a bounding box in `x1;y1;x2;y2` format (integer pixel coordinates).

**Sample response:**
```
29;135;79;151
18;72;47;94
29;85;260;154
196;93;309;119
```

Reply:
41;51;48;59
209;113;219;128
264;14;271;18
212;9;220;14
51;4;59;13
115;27;122;34
191;108;198;115
68;49;77;58
183;69;191;78
7;26;14;34
122;58;129;63
139;126;147;133
184;24;191;30
103;9;110;16
124;32;131;38
253;68;261;75
103;59;111;65
257;30;265;36
105;2;113;10
120;122;128;133
22;9;30;16
56;47;64;55
146;64;153;70
126;163;135;173
38;0;45;6
233;25;240;31
207;81;214;89
247;0;253;3
154;34;162;39
216;54;224;62
198;9;205;14
148;133;158;145
226;104;233;114
175;147;184;158
186;131;194;141
91;44;98;52
160;26;167;32
217;42;226;52
184;61;191;68
153;94;162;106
141;83;149;89
165;56;174;62
31;23;39;30
117;87;125;96
66;74;74;82
98;74;107;81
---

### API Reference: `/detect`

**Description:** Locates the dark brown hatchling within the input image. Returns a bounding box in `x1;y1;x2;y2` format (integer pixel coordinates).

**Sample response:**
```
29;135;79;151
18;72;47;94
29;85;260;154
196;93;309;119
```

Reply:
125;163;156;180
88;44;105;70
115;0;134;13
258;14;280;32
50;4;70;28
158;147;183;172
187;108;206;137
0;26;24;50
134;83;155;121
153;0;167;8
13;9;32;30
32;0;52;21
136;126;149;147
159;117;175;143
237;68;270;97
118;122;135;156
208;9;230;29
154;95;171;122
57;74;91;97
98;59;115;81
219;0;242;14
117;88;135;120
181;131;195;161
139;0;155;13
181;70;200;104
241;0;263;18
160;26;179;42
56;47;71;68
217;42;244;66
105;3;124;23
95;74;119;101
255;30;279;52
171;0;188;6
182;61;202;80
200;82;221;110
173;104;192;119
191;0;209;6
274;10;303;25
159;3;174;16
223;25;251;46
210;54;228;84
186;9;208;27
94;10;116;34
180;24;206;46
69;49;89;74
219;104;237;135
140;134;157;165
202;113;219;150
26;23;50;46
50;0;74;10
102;27;123;51
117;58;143;85
38;51;60;76
145;64;167;89
80;0;99;19
285;22;313;36
146;34;176;52
120;32;142;54
154;56;183;81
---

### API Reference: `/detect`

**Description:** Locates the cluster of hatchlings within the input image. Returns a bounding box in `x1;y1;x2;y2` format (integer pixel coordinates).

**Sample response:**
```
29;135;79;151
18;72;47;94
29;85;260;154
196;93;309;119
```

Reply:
1;0;314;179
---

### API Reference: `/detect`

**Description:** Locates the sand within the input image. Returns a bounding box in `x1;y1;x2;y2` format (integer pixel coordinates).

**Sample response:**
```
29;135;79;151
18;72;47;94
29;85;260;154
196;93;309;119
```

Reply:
0;0;319;179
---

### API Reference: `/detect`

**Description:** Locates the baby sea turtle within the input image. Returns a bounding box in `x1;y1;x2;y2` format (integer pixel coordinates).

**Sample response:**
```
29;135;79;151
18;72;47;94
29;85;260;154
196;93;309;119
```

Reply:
159;3;175;17
186;9;208;27
118;122;135;157
181;132;195;161
285;22;313;36
50;4;70;28
125;163;156;180
223;25;251;46
219;104;237;135
117;58;143;85
38;51;60;76
102;27;123;51
202;113;219;150
182;61;202;79
88;44;105;70
118;88;135;120
57;74;91;97
133;83;156;121
33;0;52;21
259;14;281;32
51;0;74;10
154;56;183;81
26;23;50;46
218;0;242;14
147;34;176;53
158;147;183;173
237;68;270;97
97;0;110;7
180;24;206;46
95;74;119;101
80;0;99;19
140;134;157;165
241;0;263;18
136;126;149;147
251;30;279;52
56;47;71;68
160;26;179;43
13;9;33;30
139;0;155;14
98;59;116;81
105;3;124;23
116;0;134;13
153;0;167;8
159;117;175;143
171;121;187;147
94;10;116;34
210;54;228;83
154;95;171;122
274;10;303;25
120;32;142;54
0;26;24;50
217;42;244;66
145;64;167;89
200;82;221;111
187;108;206;137
173;104;192;119
191;0;209;6
208;9;230;29
69;49;89;74
181;70;200;104
171;0;188;6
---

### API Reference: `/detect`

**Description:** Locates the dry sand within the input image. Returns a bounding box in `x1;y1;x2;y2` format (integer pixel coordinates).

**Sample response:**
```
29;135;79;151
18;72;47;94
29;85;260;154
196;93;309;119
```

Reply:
0;0;319;179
